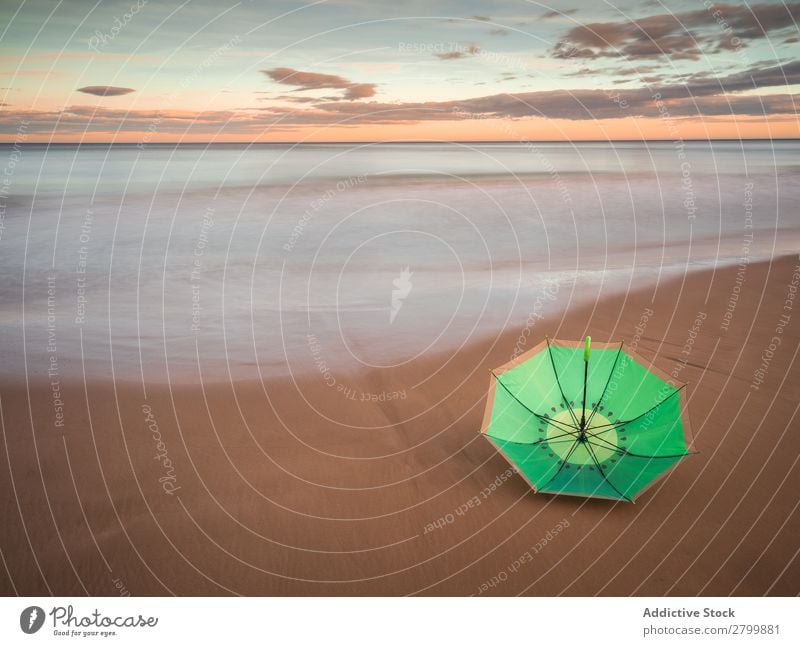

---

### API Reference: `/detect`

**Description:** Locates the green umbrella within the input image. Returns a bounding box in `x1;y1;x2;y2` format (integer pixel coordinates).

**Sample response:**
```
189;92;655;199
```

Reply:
480;336;695;502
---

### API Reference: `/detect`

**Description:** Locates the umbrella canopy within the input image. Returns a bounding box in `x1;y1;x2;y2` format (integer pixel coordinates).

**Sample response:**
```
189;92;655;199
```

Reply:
480;336;695;502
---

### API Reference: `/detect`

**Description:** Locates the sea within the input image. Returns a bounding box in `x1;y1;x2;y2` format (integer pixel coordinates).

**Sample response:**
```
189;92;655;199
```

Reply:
1;141;798;382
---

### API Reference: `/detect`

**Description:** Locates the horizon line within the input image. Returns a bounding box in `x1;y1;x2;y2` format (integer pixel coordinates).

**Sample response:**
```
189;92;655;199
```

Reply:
2;137;798;145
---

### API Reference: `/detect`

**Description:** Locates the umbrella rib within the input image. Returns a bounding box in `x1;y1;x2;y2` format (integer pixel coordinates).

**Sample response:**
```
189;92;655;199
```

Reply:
545;437;582;445
542;429;581;442
585;438;694;460
620;449;695;459
584;341;624;429
495;436;579;447
538;437;581;492
585;442;632;502
589;384;686;436
533;414;577;434
491;372;579;433
584;433;623;452
496;429;580;446
545;338;581;428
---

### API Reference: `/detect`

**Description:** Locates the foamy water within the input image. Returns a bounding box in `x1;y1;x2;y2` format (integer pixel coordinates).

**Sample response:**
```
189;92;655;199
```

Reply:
1;141;798;382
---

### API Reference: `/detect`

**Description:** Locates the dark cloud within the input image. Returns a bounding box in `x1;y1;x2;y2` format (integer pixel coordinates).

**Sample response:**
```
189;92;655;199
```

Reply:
306;91;795;123
304;61;800;122
262;67;376;100
719;1;800;38
553;2;800;59
77;86;135;96
668;93;797;116
685;60;800;94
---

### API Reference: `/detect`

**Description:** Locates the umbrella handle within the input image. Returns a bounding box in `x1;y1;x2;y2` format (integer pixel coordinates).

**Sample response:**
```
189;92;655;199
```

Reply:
584;336;591;362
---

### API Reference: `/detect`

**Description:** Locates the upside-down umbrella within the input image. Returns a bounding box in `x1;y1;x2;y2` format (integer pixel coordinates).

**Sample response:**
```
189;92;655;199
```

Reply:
480;336;695;502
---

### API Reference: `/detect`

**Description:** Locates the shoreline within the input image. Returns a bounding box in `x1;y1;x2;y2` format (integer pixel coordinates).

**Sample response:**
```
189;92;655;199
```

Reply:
1;255;799;595
5;249;795;387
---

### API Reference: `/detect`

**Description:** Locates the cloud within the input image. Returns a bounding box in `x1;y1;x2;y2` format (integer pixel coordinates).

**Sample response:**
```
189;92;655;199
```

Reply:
553;2;800;59
0;104;264;136
3;63;796;136
543;9;577;19
303;61;800;122
435;42;480;60
76;86;135;96
341;83;376;99
564;63;659;79
305;92;795;124
262;67;376;100
436;51;467;60
682;60;800;94
2;90;794;138
266;95;318;103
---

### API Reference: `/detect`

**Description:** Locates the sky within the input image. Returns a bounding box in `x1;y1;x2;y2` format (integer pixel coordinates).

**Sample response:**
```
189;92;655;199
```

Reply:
0;0;798;142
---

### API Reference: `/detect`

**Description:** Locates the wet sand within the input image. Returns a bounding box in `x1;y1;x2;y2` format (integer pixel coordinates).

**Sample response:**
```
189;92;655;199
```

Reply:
1;255;799;596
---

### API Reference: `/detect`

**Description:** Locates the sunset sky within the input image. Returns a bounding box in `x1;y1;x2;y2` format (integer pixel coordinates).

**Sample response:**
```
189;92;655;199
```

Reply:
1;0;798;142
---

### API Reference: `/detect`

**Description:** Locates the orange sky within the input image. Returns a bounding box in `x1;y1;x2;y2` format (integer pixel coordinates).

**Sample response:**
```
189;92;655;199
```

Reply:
17;114;793;145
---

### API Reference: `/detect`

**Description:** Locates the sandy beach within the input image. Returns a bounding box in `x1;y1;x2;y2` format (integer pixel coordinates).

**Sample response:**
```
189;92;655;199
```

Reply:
4;6;800;645
2;254;798;596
